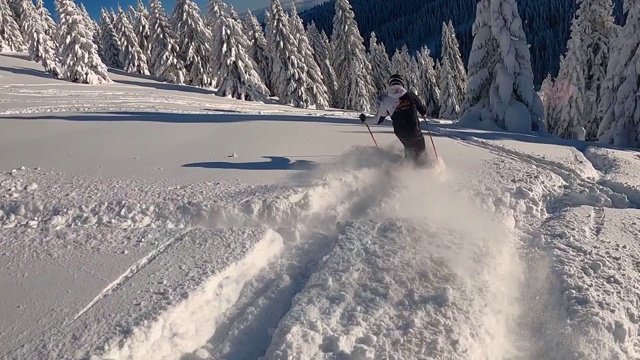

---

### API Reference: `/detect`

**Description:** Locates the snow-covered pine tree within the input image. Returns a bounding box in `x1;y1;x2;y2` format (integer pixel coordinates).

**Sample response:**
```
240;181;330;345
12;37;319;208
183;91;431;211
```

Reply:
434;59;442;87
210;8;269;100
440;21;467;104
331;0;376;112
114;6;149;75
391;45;420;94
439;57;460;120
148;0;186;84
553;0;618;140
228;5;244;28
206;0;227;82
18;0;35;54
544;55;571;134
597;0;640;147
307;21;338;106
55;0;111;84
130;0;150;60
540;72;571;136
368;32;392;101
99;8;122;69
245;11;272;93
266;0;310;107
584;0;618;139
460;0;499;124
35;0;57;38
417;46;440;117
79;3;99;38
173;0;213;87
460;0;543;133
10;0;26;30
552;36;585;139
207;0;226;29
290;4;329;109
489;0;544;132
0;0;26;52
20;0;61;78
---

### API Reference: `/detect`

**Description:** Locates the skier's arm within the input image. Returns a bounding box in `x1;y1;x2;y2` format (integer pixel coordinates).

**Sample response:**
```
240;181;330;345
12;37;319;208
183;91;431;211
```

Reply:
359;113;386;125
410;92;428;117
359;97;391;125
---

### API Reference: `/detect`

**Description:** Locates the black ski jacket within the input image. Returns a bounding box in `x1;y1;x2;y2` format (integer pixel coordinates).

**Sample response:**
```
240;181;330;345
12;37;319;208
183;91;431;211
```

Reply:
373;89;427;139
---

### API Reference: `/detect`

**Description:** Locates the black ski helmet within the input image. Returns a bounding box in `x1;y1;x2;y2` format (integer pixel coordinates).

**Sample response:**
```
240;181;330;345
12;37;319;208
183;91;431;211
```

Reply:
388;74;405;87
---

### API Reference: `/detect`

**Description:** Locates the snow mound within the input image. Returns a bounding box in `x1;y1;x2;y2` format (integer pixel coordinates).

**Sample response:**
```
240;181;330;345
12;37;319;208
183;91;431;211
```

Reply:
504;100;532;134
584;147;640;206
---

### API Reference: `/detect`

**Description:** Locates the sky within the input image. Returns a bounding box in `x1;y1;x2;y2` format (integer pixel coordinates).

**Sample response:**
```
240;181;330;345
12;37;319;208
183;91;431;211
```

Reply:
44;0;269;19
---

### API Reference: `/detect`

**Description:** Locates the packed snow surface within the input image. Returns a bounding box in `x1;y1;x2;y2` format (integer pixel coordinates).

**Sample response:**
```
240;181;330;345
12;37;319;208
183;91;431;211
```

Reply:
2;53;640;360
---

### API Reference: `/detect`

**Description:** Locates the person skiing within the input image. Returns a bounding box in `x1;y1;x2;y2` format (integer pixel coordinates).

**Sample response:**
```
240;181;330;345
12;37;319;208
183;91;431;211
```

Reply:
359;74;431;166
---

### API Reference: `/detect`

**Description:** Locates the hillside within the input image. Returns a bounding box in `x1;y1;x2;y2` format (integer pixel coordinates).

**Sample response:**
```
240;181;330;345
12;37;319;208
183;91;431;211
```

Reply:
300;0;626;86
2;51;640;359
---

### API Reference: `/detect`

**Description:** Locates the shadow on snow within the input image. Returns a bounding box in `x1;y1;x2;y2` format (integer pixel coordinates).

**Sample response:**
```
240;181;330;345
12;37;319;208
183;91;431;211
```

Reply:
183;156;319;171
0;65;57;80
1;111;359;126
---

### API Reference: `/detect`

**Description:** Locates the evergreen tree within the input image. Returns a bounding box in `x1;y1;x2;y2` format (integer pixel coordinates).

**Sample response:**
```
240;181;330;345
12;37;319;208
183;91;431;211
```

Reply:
206;0;227;83
331;0;376;112
211;8;269;101
99;8;122;69
552;37;585;139
148;0;186;84
290;4;329;109
173;0;213;87
130;0;150;60
114;6;149;75
489;0;544;131
417;46;440;117
540;73;555;131
207;0;226;28
597;0;640;147
368;31;392;101
266;0;310;108
245;11;271;92
35;0;57;38
0;0;26;52
460;0;543;132
391;45;420;94
554;0;618;140
461;0;499;123
11;0;26;30
545;55;571;134
441;21;467;104
434;59;442;84
439;57;460;120
20;0;61;78
307;22;338;106
79;3;98;39
55;0;111;84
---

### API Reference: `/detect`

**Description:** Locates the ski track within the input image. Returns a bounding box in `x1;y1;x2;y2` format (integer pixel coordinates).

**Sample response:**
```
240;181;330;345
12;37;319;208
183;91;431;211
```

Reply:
69;230;190;325
446;132;640;359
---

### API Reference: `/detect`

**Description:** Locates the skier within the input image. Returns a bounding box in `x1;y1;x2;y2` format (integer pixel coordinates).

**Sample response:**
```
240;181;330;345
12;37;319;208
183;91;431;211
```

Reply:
359;74;432;166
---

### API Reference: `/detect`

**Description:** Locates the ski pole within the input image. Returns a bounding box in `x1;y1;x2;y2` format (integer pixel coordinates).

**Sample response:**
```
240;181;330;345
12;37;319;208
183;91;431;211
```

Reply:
364;122;379;147
423;116;439;160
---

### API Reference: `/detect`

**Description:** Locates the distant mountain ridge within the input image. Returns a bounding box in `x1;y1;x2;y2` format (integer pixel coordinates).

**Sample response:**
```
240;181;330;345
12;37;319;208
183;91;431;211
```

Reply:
240;0;329;20
299;0;626;86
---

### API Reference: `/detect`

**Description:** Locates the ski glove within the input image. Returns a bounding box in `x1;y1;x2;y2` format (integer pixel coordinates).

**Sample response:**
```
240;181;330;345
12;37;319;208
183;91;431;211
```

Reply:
359;113;367;123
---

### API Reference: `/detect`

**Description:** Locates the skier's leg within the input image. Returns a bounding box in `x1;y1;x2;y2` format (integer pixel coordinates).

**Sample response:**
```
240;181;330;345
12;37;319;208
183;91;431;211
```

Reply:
413;133;429;167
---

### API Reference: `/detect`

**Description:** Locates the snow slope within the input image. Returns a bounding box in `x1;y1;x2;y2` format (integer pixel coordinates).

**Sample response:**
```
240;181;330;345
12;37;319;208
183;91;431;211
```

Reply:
2;53;640;359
